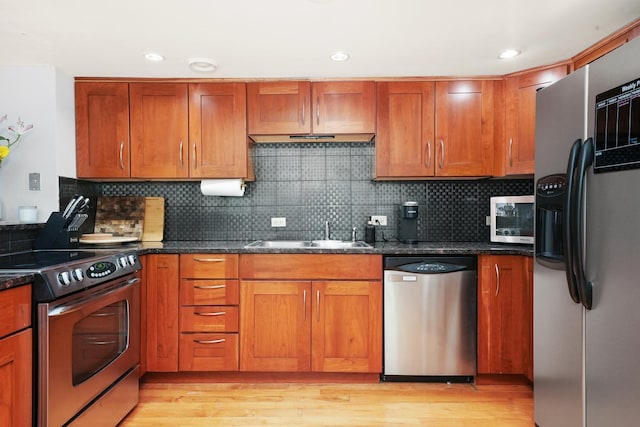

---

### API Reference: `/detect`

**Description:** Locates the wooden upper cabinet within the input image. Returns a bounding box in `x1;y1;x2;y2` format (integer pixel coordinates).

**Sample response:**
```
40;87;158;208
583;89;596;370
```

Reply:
75;82;130;179
247;81;375;136
247;81;311;134
375;81;435;178
189;83;248;178
376;80;493;178
312;81;375;134
130;83;189;179
435;80;494;177
501;65;568;175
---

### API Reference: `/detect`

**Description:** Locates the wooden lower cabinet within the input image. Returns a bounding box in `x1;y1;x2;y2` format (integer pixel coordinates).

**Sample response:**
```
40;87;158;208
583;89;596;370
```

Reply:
179;254;240;371
144;254;180;372
239;254;383;374
240;279;382;373
240;280;311;372
311;280;382;373
0;285;32;427
477;254;532;379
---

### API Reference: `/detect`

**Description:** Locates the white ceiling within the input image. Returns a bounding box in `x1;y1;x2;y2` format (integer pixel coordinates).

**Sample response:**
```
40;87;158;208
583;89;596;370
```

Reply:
1;0;640;79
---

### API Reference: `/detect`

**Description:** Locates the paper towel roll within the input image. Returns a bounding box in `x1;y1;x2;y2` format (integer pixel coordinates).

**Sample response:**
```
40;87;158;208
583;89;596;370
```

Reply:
200;179;246;197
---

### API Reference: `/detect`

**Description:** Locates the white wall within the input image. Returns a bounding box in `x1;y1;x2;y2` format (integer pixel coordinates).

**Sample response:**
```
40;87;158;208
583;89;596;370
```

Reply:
0;65;76;223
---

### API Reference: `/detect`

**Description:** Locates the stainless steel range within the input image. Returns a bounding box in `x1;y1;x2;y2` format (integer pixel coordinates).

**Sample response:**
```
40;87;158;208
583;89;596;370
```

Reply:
0;249;141;427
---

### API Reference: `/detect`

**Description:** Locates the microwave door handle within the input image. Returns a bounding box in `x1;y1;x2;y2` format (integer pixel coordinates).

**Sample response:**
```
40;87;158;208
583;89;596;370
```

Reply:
572;137;594;310
564;138;583;304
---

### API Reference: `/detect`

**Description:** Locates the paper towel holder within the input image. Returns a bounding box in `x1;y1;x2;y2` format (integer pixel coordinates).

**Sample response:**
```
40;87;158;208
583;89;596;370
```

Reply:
200;178;247;197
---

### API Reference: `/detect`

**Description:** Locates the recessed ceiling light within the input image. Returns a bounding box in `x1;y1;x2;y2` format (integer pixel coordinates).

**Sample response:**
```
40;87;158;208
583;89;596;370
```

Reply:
499;49;521;59
144;52;165;62
330;51;350;62
188;57;218;73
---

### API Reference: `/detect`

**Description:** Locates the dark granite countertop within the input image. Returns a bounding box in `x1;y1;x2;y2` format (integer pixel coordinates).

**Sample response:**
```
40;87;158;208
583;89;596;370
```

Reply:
0;273;36;291
0;240;532;291
133;240;533;256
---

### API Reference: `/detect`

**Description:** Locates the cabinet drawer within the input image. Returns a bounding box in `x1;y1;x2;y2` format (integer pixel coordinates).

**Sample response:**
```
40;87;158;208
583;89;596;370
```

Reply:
0;285;31;338
180;279;239;305
179;333;239;371
180;306;239;332
180;254;239;278
240;254;382;280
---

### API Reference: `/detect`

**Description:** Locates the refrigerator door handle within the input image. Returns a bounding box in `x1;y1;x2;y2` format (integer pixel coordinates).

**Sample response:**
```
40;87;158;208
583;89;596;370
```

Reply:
563;138;583;303
572;137;594;309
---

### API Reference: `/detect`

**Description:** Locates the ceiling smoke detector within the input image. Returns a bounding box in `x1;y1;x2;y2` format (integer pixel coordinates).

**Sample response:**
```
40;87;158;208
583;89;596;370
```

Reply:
188;57;218;73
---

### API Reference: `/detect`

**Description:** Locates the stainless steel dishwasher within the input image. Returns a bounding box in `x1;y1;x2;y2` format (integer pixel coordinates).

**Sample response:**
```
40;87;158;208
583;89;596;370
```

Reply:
382;256;477;381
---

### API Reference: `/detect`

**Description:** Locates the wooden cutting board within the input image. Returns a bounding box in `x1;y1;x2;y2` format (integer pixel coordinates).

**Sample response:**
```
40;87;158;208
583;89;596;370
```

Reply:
142;197;164;241
95;196;145;238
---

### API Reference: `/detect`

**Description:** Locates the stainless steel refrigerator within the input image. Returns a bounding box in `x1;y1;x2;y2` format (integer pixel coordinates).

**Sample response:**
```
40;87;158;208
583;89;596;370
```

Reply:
534;37;640;426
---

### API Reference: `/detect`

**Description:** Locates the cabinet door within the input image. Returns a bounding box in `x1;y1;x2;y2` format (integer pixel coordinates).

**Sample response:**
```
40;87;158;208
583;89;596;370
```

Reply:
247;81;311;135
311;281;382;373
130;83;189;178
503;65;568;175
189;83;248;178
312;81;376;134
240;280;311;372
0;329;32;427
435;80;494;176
145;254;179;372
375;81;435;178
523;256;534;382
75;82;130;178
477;255;528;375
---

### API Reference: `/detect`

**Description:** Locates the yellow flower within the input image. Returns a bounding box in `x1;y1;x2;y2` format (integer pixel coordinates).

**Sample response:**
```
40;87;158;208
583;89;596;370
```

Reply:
0;115;33;165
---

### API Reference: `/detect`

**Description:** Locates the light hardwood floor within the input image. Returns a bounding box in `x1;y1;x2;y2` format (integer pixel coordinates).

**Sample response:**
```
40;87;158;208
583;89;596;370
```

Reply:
120;381;533;426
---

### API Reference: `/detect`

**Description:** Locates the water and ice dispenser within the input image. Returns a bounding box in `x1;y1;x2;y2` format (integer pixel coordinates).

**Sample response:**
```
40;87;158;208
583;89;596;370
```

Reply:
535;174;567;269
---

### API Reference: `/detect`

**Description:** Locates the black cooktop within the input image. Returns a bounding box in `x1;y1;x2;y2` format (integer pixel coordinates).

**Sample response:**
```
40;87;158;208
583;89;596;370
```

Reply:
0;250;108;270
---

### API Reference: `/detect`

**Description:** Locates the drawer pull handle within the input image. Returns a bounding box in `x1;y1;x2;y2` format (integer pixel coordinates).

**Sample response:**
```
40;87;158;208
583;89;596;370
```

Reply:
194;311;226;316
194;258;225;263
194;338;225;345
303;289;307;321
193;284;226;290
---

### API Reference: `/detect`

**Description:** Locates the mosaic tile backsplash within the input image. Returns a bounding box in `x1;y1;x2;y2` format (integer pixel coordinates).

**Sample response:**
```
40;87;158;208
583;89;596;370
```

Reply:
97;142;534;243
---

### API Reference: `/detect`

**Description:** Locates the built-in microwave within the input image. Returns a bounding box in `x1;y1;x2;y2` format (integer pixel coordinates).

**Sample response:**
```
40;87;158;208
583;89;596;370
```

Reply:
490;195;534;244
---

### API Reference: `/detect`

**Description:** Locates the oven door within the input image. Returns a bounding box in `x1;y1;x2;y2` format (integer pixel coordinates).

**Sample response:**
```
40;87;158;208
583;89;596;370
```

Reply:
38;275;140;427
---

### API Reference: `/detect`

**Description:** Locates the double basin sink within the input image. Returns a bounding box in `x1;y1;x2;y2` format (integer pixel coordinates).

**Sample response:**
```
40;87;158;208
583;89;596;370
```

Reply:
244;240;373;249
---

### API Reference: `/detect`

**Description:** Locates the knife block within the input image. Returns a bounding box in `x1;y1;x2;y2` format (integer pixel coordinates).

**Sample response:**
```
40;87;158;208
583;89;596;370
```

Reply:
33;212;80;249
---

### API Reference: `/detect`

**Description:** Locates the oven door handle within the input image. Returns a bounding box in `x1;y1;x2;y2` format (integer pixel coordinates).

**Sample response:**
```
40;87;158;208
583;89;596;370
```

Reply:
47;277;140;317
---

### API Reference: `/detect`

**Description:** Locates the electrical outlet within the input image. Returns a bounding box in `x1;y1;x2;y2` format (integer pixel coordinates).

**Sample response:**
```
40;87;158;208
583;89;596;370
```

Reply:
271;217;286;227
486;216;491;226
29;172;41;191
370;215;387;226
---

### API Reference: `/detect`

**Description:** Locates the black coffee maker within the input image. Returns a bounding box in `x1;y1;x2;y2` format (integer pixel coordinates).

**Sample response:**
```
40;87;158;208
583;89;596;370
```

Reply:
398;201;419;243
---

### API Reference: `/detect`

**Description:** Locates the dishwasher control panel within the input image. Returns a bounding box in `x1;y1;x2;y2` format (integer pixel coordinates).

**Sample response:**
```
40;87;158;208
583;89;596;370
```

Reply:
400;262;462;273
384;256;477;273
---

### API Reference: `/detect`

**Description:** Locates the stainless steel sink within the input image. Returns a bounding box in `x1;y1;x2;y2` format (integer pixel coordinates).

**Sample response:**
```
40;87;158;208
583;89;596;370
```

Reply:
244;240;312;249
309;240;371;249
244;240;372;249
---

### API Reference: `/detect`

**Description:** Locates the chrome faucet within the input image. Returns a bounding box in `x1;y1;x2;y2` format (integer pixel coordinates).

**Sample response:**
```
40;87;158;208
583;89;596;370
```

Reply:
324;220;331;240
352;227;357;242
